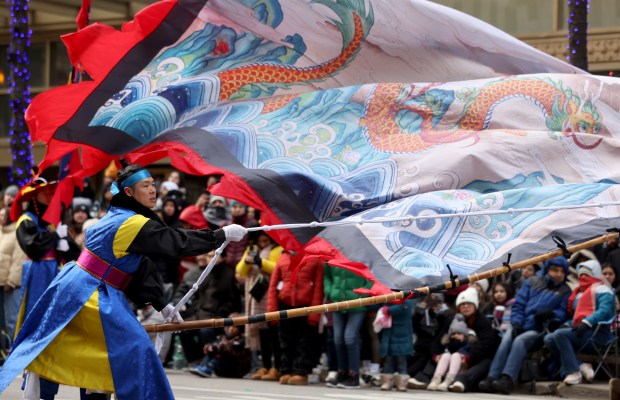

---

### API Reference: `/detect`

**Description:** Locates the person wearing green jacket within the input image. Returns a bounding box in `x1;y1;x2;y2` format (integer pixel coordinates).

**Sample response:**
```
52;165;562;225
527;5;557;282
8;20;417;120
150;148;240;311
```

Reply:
323;265;372;389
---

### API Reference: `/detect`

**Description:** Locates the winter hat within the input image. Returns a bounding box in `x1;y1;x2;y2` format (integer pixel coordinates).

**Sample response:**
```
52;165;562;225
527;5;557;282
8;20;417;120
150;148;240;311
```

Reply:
455;287;479;309
160;181;179;192
448;313;469;336
543;256;569;275
179;205;209;230
230;199;246;208
73;203;90;215
576;259;602;279
568;249;597;266
4;185;18;197
474;279;489;293
209;195;227;206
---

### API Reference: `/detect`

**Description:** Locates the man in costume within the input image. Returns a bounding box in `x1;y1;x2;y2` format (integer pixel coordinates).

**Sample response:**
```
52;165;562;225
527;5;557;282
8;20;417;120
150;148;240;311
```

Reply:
0;163;248;400
11;177;81;400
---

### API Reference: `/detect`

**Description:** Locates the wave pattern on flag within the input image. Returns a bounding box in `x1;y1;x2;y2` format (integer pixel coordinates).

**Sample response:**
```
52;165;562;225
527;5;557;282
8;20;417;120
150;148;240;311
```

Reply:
24;0;620;293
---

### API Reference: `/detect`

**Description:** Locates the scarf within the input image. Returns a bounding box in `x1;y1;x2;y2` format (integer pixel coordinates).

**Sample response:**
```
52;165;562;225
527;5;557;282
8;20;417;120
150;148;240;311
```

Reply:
568;275;603;326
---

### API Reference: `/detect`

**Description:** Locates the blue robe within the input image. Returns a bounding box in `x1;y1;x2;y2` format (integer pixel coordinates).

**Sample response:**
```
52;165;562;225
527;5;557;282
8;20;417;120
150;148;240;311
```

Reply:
0;207;174;399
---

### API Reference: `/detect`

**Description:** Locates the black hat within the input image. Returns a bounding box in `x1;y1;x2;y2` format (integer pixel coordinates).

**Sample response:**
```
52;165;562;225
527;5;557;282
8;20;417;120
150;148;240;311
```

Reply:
73;204;90;214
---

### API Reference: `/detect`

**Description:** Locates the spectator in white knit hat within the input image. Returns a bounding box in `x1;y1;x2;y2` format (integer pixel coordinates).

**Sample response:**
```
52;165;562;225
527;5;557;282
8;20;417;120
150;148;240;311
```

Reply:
445;287;499;393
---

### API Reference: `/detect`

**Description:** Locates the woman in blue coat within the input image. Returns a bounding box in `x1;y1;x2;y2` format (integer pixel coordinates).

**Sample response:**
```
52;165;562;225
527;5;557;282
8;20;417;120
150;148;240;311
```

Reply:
0;163;248;400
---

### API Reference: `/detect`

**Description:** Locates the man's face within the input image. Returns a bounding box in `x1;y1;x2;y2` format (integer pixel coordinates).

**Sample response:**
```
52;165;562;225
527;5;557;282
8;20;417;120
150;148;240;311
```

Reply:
546;265;565;283
125;177;157;209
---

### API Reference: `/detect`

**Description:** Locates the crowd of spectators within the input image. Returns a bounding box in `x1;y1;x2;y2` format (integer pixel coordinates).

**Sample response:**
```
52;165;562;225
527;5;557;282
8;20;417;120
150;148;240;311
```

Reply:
0;166;619;393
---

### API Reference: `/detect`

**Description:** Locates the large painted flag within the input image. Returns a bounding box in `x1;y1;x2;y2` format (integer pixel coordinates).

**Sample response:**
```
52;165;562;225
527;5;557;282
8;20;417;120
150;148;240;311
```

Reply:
25;0;620;294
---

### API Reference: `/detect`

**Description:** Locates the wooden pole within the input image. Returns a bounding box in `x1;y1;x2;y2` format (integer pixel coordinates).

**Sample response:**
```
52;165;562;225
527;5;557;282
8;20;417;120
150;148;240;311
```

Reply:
144;231;618;333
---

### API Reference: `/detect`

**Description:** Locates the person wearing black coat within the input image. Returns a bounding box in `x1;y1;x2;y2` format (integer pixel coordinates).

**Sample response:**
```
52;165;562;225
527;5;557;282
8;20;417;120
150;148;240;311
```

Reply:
448;287;500;393
407;293;454;388
173;249;242;365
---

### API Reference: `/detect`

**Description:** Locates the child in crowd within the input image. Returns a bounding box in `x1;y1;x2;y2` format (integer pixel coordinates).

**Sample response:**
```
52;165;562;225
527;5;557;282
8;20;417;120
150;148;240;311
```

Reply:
427;314;471;391
324;266;372;389
407;293;454;389
377;299;413;392
490;282;514;334
190;313;251;378
602;263;620;307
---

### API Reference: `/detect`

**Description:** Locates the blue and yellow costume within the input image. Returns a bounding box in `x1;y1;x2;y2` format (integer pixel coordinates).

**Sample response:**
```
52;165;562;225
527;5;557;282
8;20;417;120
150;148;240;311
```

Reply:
14;211;67;334
0;184;226;399
11;179;81;400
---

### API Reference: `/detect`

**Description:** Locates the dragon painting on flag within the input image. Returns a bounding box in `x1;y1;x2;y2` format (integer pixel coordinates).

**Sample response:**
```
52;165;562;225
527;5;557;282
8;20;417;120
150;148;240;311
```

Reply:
21;0;620;294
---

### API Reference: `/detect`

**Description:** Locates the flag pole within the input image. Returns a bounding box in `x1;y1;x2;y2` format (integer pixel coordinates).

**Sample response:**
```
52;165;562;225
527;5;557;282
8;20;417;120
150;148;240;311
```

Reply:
144;230;618;333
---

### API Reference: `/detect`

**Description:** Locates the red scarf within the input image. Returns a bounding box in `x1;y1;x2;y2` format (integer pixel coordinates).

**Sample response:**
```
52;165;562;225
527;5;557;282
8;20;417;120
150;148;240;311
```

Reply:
567;275;603;326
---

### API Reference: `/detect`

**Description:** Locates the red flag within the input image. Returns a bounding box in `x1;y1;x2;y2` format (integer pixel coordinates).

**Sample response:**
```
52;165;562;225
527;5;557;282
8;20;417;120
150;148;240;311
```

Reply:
76;0;91;31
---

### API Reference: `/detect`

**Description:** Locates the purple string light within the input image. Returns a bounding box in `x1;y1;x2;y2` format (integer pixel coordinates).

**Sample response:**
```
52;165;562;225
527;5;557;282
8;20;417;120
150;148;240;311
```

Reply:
566;0;590;67
7;0;33;185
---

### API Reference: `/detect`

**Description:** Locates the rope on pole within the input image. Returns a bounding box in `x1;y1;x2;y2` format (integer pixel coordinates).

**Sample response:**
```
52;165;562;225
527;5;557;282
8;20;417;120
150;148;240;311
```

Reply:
143;230;619;333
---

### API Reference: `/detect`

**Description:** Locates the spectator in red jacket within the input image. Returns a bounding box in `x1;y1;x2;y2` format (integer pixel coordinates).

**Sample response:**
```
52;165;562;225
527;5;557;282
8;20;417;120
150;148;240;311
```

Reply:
267;251;324;385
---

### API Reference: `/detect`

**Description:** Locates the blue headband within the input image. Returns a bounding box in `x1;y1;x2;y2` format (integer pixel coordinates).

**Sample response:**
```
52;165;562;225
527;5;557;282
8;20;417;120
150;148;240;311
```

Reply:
110;169;152;195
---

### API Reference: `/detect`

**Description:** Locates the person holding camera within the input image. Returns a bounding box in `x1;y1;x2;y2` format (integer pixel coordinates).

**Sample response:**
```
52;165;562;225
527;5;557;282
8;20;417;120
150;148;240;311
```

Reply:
235;230;283;380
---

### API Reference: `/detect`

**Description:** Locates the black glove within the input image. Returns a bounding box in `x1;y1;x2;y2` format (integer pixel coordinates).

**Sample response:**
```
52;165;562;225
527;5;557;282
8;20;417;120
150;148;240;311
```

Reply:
534;309;554;324
573;322;589;338
512;324;524;339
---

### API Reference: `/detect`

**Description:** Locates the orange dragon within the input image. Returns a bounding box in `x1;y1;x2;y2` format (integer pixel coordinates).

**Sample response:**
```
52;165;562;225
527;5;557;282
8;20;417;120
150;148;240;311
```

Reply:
359;77;603;153
217;9;369;103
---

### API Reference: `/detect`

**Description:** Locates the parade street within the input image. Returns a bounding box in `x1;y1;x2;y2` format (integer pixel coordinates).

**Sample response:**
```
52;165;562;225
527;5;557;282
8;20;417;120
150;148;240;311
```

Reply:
4;368;605;400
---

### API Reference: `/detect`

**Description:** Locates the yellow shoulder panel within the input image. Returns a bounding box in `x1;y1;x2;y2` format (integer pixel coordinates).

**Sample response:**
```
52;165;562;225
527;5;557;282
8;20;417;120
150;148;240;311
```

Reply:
112;214;149;259
16;214;32;228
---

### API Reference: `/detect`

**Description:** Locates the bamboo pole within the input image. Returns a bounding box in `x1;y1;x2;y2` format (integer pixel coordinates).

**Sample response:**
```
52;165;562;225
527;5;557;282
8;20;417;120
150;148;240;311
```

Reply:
144;231;618;333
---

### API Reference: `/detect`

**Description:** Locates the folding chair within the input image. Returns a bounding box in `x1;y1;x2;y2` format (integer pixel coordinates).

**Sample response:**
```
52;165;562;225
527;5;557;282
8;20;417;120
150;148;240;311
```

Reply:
577;314;619;379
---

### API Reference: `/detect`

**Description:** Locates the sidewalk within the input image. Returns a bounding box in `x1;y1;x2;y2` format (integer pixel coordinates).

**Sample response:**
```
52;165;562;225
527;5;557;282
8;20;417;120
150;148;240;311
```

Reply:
515;380;610;399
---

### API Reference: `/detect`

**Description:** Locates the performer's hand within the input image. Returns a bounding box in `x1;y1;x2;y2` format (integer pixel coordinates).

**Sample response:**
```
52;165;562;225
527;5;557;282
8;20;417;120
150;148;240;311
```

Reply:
56;223;68;238
223;224;248;242
56;239;69;252
162;304;184;324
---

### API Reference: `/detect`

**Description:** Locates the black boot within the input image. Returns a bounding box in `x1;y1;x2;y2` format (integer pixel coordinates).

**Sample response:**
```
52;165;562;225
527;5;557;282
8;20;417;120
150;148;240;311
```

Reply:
491;375;513;395
478;376;496;393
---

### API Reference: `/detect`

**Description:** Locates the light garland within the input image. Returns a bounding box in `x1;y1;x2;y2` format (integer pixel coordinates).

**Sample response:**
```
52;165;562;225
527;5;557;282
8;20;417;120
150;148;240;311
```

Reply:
566;0;590;70
7;0;34;186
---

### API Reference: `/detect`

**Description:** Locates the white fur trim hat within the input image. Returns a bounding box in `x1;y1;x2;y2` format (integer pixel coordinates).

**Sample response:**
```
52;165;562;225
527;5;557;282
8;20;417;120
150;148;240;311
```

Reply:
474;279;489;293
576;259;602;279
456;287;479;309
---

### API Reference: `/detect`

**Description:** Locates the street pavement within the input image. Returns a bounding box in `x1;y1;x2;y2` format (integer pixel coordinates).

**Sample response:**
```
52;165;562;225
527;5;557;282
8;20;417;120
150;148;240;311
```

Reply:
3;368;594;399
